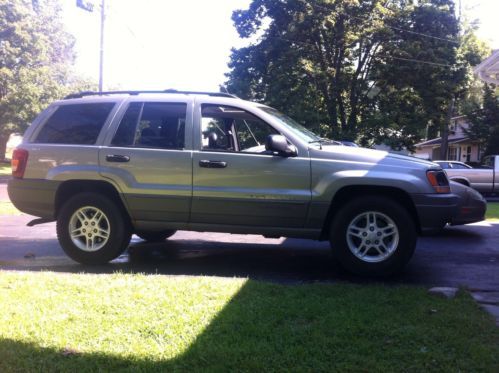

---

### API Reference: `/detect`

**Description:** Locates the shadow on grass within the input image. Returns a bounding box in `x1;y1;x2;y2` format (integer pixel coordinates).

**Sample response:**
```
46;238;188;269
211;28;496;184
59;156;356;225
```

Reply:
1;280;498;372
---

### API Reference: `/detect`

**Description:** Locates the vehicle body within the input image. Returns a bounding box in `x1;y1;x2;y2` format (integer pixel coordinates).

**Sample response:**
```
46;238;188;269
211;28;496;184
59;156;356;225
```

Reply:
8;90;475;275
434;161;472;170
338;140;359;147
440;155;499;194
448;181;486;226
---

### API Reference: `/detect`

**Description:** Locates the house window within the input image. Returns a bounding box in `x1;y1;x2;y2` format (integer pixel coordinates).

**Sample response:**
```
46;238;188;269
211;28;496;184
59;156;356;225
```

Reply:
466;146;472;162
448;147;457;160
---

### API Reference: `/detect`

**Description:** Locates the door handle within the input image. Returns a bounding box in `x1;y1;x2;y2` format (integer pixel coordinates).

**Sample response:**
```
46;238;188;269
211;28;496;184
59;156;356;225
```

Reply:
106;154;130;163
199;160;227;168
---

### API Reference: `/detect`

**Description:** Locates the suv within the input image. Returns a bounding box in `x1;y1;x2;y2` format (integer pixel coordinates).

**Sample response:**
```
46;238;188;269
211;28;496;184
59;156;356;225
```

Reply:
9;90;460;276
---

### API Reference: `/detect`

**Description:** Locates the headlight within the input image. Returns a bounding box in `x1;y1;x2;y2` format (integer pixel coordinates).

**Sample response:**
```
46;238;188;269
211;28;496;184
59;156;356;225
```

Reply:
426;170;450;193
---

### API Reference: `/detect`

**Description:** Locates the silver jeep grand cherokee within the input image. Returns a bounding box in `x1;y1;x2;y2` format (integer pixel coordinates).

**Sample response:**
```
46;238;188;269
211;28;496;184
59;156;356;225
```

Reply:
8;90;466;275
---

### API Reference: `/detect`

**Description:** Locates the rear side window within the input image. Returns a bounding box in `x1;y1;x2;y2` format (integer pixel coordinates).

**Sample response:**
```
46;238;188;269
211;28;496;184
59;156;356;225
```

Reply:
35;103;115;144
111;102;186;149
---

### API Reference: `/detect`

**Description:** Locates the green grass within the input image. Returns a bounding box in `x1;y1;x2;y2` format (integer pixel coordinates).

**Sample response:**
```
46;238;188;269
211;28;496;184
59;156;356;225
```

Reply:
0;201;20;215
0;271;497;372
486;202;499;220
0;163;10;176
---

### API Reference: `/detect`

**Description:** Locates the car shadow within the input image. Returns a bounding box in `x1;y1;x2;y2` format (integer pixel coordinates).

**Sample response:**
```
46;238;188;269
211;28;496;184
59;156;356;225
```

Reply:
1;222;499;289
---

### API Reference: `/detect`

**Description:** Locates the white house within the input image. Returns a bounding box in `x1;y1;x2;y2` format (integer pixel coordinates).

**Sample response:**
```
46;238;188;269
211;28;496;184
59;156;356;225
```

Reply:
413;116;481;162
474;50;499;85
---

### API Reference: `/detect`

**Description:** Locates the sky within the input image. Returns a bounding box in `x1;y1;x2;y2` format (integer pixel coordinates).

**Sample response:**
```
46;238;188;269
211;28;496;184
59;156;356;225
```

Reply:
61;0;499;92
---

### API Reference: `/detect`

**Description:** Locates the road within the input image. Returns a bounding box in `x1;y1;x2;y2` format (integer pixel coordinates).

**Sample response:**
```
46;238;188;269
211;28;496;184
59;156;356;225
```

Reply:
1;180;498;289
1;212;499;290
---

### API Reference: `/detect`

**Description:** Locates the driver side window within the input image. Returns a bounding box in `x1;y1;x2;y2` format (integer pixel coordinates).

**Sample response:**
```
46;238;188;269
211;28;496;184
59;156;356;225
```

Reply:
201;104;277;153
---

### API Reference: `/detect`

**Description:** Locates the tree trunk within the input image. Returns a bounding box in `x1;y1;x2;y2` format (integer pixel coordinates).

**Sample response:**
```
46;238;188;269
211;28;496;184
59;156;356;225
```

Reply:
440;99;455;160
0;135;9;162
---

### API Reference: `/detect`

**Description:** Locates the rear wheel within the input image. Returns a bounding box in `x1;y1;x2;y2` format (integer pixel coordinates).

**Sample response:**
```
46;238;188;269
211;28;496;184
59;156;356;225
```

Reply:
136;230;176;242
330;196;417;276
56;193;131;264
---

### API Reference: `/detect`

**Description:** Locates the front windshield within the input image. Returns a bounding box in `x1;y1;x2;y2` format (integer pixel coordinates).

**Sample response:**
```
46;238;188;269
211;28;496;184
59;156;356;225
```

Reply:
259;107;321;143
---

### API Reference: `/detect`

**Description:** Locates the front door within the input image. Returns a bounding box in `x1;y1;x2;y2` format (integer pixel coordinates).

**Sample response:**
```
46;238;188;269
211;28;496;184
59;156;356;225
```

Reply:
191;103;311;229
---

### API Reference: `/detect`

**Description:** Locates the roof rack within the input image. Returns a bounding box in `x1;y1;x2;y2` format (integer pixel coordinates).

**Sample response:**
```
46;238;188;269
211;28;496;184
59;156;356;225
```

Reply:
63;89;237;100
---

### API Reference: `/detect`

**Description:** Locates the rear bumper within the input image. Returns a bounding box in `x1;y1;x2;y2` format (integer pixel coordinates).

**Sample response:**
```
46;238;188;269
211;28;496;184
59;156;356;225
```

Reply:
411;193;460;230
7;179;60;219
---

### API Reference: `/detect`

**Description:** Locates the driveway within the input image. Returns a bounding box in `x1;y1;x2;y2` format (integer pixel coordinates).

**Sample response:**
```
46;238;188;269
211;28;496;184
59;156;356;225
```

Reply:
1;212;498;290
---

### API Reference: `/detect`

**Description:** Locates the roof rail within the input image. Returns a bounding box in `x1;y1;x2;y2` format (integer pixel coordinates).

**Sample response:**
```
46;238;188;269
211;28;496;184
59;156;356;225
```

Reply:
63;89;237;100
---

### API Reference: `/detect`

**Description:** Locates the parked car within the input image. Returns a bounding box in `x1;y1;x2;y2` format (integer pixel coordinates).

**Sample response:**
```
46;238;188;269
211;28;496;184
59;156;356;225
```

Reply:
438;155;499;194
8;90;477;276
433;161;472;170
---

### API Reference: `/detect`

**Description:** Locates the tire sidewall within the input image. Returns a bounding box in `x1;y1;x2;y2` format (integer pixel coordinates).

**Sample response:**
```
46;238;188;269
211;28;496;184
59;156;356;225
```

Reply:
330;196;417;276
57;193;131;264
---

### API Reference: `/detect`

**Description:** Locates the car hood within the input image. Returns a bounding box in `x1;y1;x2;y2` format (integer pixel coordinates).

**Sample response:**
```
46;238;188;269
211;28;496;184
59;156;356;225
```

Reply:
312;145;437;170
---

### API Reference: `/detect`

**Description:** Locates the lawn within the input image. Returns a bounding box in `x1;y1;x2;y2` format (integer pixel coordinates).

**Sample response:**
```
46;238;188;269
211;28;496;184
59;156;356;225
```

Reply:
0;163;10;176
0;271;497;372
486;202;499;220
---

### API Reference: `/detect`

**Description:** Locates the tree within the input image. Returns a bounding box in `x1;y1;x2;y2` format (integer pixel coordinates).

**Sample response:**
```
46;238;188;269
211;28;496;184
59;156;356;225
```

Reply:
0;0;80;160
225;0;483;151
227;0;394;140
465;84;499;156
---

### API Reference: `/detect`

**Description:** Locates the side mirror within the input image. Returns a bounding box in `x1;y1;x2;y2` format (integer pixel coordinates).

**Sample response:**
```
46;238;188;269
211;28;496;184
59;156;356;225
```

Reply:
265;134;298;157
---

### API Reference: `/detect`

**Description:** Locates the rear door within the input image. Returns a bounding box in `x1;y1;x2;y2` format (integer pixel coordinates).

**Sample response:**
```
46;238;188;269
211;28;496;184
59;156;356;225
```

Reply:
191;102;311;229
99;99;193;225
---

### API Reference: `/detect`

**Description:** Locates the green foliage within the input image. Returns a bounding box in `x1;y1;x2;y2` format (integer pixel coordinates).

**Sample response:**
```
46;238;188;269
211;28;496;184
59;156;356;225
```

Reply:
465;84;499;155
0;0;94;159
226;0;487;150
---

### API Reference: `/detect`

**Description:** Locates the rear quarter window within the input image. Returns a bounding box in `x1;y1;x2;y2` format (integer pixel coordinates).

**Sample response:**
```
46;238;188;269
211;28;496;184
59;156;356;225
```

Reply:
34;103;115;145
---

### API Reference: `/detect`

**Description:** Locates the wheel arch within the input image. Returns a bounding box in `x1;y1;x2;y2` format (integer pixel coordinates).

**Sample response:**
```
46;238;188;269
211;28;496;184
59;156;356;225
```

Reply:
54;180;131;225
449;177;470;187
320;185;421;239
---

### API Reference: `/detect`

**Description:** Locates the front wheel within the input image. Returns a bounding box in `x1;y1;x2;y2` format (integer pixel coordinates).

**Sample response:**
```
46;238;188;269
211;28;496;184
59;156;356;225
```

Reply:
330;196;417;276
56;193;131;264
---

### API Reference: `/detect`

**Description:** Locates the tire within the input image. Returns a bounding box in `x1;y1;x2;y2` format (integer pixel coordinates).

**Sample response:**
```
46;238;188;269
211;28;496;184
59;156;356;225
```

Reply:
330;196;417;276
136;230;176;242
56;192;131;264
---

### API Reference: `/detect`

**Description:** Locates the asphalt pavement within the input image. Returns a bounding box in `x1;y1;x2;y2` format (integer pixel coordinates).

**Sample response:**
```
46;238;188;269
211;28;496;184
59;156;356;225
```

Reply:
0;208;498;290
0;179;498;288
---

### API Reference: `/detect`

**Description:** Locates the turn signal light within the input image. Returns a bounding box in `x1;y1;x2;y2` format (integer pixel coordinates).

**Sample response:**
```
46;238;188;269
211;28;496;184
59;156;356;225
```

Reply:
11;148;29;179
426;170;450;194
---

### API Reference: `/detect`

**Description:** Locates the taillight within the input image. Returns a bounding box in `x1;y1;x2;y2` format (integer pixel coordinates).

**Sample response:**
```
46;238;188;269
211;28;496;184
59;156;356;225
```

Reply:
426;170;450;193
11;148;29;179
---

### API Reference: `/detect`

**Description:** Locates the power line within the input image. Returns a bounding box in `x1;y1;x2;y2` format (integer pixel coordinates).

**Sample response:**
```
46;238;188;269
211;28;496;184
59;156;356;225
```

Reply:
107;4;145;50
377;55;453;67
270;36;455;68
311;3;460;45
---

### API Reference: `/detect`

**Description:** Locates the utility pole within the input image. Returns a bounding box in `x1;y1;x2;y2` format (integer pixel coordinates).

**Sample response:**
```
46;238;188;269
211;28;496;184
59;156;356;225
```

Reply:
76;0;105;92
99;0;105;92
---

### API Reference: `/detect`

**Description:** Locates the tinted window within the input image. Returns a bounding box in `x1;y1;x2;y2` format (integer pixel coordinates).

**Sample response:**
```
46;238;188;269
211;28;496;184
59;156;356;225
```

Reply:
111;102;141;147
201;105;277;153
437;162;450;169
35;103;115;144
112;102;186;149
451;163;470;169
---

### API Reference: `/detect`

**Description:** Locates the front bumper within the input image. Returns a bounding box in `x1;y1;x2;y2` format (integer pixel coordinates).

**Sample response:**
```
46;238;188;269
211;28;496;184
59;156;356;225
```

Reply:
448;182;486;225
411;193;460;231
